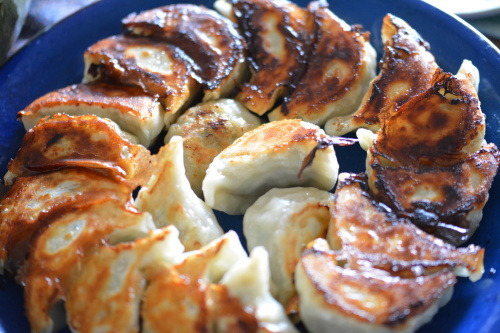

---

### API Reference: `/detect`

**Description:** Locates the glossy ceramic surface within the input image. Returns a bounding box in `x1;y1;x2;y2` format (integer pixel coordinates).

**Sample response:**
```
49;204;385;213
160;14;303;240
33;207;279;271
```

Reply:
0;0;499;332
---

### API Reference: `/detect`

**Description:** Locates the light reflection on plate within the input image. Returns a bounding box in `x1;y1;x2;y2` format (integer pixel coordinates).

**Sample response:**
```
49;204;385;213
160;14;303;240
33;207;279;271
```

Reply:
0;0;499;332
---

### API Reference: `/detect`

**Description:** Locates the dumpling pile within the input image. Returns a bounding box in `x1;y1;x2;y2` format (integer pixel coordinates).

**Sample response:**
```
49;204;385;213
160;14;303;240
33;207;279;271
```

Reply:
0;0;499;332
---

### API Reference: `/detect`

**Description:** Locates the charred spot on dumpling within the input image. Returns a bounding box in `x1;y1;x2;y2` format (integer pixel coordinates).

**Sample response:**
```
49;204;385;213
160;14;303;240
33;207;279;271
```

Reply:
123;4;247;101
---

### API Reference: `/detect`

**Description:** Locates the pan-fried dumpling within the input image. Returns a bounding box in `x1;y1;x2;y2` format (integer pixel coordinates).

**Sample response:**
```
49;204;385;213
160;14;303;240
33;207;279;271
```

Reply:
135;136;223;251
65;226;184;333
142;231;247;332
0;168;135;272
84;35;200;125
243;187;333;305
217;247;298;333
326;14;438;135
217;0;315;115
295;239;456;333
268;1;376;126
4;114;152;186
164;99;262;197
18;83;165;147
329;173;485;281
203;119;339;215
123;4;247;101
22;200;155;333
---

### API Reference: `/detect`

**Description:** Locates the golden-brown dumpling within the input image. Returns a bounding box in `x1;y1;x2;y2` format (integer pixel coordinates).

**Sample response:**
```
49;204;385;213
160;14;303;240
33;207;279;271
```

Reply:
123;4;247;101
164;99;262;197
18;83;165;147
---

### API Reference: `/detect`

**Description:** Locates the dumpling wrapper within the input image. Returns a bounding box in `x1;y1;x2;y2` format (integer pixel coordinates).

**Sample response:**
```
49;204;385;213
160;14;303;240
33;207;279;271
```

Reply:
22;200;155;333
123;4;247;102
66;226;184;333
164;99;262;197
203;119;339;215
135;136;223;251
243;187;333;306
84;35;200;126
4;114;152;187
268;1;376;126
18;83;165;148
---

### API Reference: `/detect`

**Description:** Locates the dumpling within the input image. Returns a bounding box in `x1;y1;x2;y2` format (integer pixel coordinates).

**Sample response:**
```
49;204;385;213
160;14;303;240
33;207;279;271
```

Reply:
216;247;298;333
268;1;376;126
217;0;315;115
0;168;135;273
203;119;339;215
65;226;184;333
243;187;333;306
295;239;456;333
135;136;223;251
83;35;200;125
18;82;165;147
164;99;262;197
22;200;155;333
329;173;485;281
123;4;247;101
141;231;248;332
326;14;438;135
4;114;152;186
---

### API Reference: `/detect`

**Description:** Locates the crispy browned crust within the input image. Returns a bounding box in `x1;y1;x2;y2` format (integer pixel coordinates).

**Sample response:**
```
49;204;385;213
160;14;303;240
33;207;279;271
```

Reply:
232;0;315;115
0;168;134;272
84;35;199;112
19;82;159;120
350;14;438;130
373;70;485;168
7;114;152;185
123;4;246;92
299;240;456;327
331;174;485;278
368;144;500;244
276;1;371;121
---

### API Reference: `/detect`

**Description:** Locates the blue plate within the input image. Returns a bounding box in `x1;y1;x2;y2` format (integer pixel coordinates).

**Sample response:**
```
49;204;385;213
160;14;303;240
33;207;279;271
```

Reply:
0;0;499;332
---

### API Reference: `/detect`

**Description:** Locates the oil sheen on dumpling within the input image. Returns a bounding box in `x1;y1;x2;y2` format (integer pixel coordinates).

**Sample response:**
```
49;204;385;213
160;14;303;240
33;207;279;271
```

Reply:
18;82;165;147
268;1;376;126
135;136;223;251
203;119;339;215
164;99;262;197
326;14;438;135
217;0;315;115
0;168;135;273
295;239;456;333
65;226;184;333
243;187;333;306
83;35;200;126
4;114;152;187
22;200;155;333
123;4;247;101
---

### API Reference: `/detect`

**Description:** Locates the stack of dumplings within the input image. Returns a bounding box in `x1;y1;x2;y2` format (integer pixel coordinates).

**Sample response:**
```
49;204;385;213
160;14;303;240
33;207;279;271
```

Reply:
0;0;498;332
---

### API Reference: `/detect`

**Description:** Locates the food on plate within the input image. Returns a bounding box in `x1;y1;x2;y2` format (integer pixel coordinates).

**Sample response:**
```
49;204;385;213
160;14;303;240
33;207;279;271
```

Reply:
4;114;153;187
328;173;485;281
0;168;137;273
123;4;248;102
18;82;165;148
217;0;315;115
83;35;200;125
164;99;262;197
22;200;155;332
364;62;499;244
65;226;184;333
326;14;438;135
203;119;339;215
243;187;333;306
295;238;456;333
268;1;376;126
135;136;223;251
